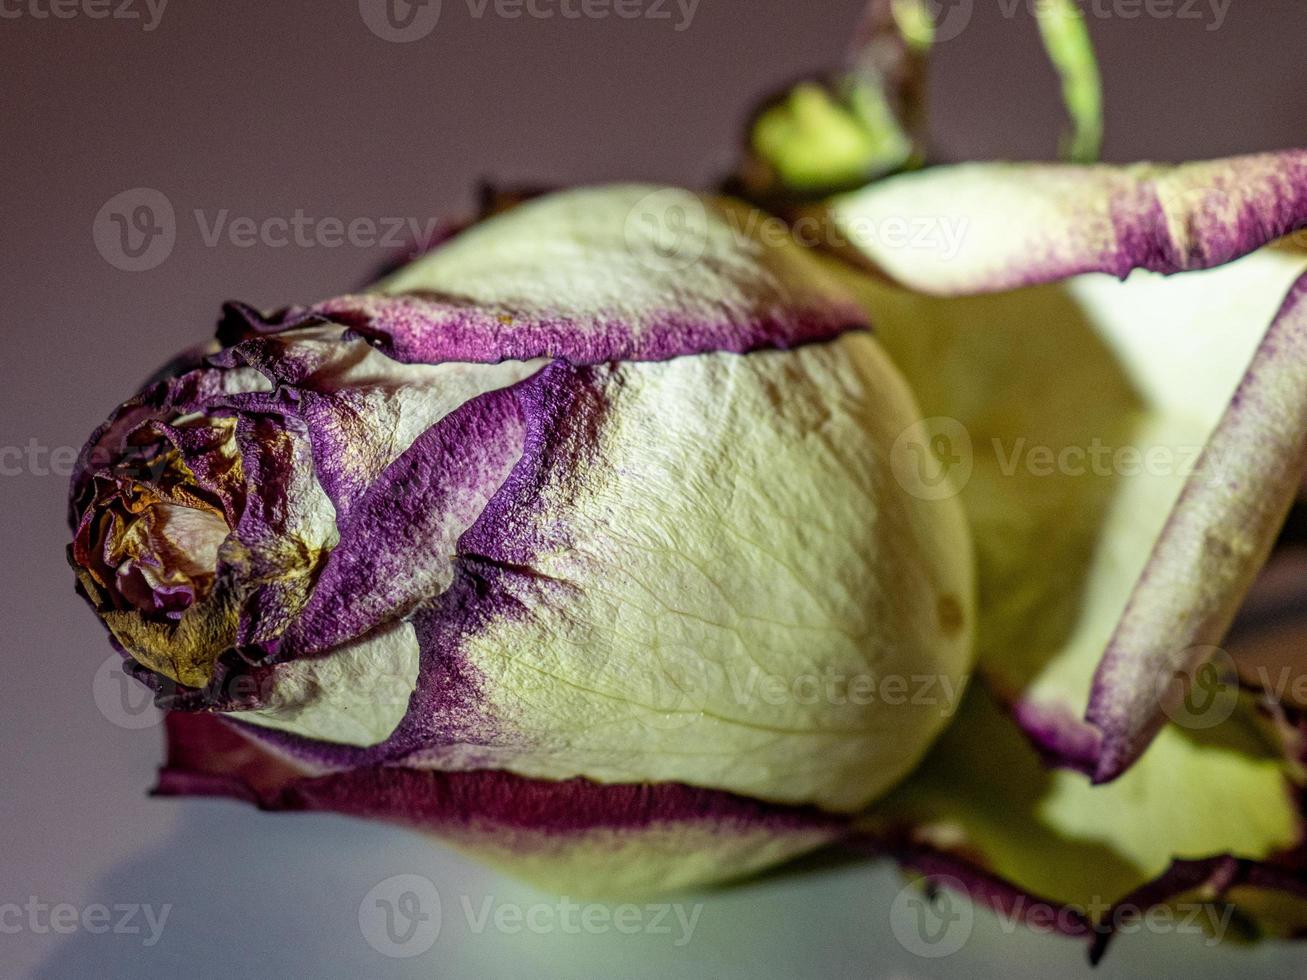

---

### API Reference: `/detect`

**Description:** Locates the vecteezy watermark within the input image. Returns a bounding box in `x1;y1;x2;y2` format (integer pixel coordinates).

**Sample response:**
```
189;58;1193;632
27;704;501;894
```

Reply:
913;0;1233;42
0;440;80;477
93;643;417;730
999;0;1232;32
888;417;1241;501
93;187;447;272
359;875;443;959
991;436;1217;483
0;0;168;31
890;876;974;957
622;189;711;272
359;0;699;42
93;653;166;731
1246;664;1307;708
460;894;702;945
191;210;445;253
729;665;964;715
359;876;702;957
358;0;443;41
93;188;176;272
610;650;967;737
891;876;1237;958
3;437;206;481
621;189;970;275
890;417;975;503
1156;645;1240;730
0;898;171;947
914;0;976;43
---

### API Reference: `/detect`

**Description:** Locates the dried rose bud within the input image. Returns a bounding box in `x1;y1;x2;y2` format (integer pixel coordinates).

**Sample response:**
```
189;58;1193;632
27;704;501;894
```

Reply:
71;186;975;895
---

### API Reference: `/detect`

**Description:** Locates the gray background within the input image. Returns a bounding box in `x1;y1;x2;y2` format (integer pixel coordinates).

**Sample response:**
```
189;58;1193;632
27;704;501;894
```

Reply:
4;1;1307;977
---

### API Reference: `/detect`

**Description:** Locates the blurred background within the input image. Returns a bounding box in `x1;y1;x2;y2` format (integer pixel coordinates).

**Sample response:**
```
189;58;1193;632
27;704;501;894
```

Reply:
4;1;1307;977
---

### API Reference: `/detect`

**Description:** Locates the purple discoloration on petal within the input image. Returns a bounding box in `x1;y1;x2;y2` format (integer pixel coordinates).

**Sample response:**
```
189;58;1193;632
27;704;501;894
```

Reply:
278;384;527;657
220;362;602;770
824;151;1307;296
154;712;849;886
1088;273;1307;783
456;360;605;565
318;294;863;367
310;185;870;366
71;312;541;699
212;325;540;525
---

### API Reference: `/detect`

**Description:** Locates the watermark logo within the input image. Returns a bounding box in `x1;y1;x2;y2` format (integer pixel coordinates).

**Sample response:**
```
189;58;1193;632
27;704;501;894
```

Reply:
461;895;702;944
729;665;963;717
93;653;164;731
361;0;699;39
0;898;171;946
620;200;969;275
891;876;973;958
0;0;169;31
905;0;1231;45
1002;0;1231;32
921;0;975;42
91;649;417;731
359;0;443;42
992;436;1216;482
93;189;449;271
0;440;78;478
621;645;715;733
93;188;175;272
891;877;1237;958
623;189;710;273
886;419;1242;502
1156;645;1239;731
359;875;443;958
357;878;702;954
891;416;974;501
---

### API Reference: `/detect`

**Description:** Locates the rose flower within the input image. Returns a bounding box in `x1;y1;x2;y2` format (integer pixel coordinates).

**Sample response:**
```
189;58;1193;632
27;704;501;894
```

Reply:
69;3;1307;959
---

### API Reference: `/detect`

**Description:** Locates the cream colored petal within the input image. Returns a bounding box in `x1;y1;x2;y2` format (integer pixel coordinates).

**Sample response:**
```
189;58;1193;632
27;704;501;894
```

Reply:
233;620;420;748
409;332;975;813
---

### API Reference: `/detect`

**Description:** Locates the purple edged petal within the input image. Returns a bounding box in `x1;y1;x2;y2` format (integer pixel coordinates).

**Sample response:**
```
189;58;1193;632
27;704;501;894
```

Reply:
1086;276;1307;782
156;712;849;896
312;184;868;365
819;151;1307;295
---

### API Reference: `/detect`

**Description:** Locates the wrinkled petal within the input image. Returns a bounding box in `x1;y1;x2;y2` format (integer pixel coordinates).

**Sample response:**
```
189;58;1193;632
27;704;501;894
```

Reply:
818;152;1307;294
313;184;868;364
275;383;528;657
231;620;421;748
211;321;543;522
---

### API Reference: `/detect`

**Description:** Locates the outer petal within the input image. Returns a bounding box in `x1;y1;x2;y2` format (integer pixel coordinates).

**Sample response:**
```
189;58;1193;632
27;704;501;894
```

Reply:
210;320;543;523
156;712;849;897
313;184;868;364
230;332;974;814
818;154;1307;780
819;152;1307;294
